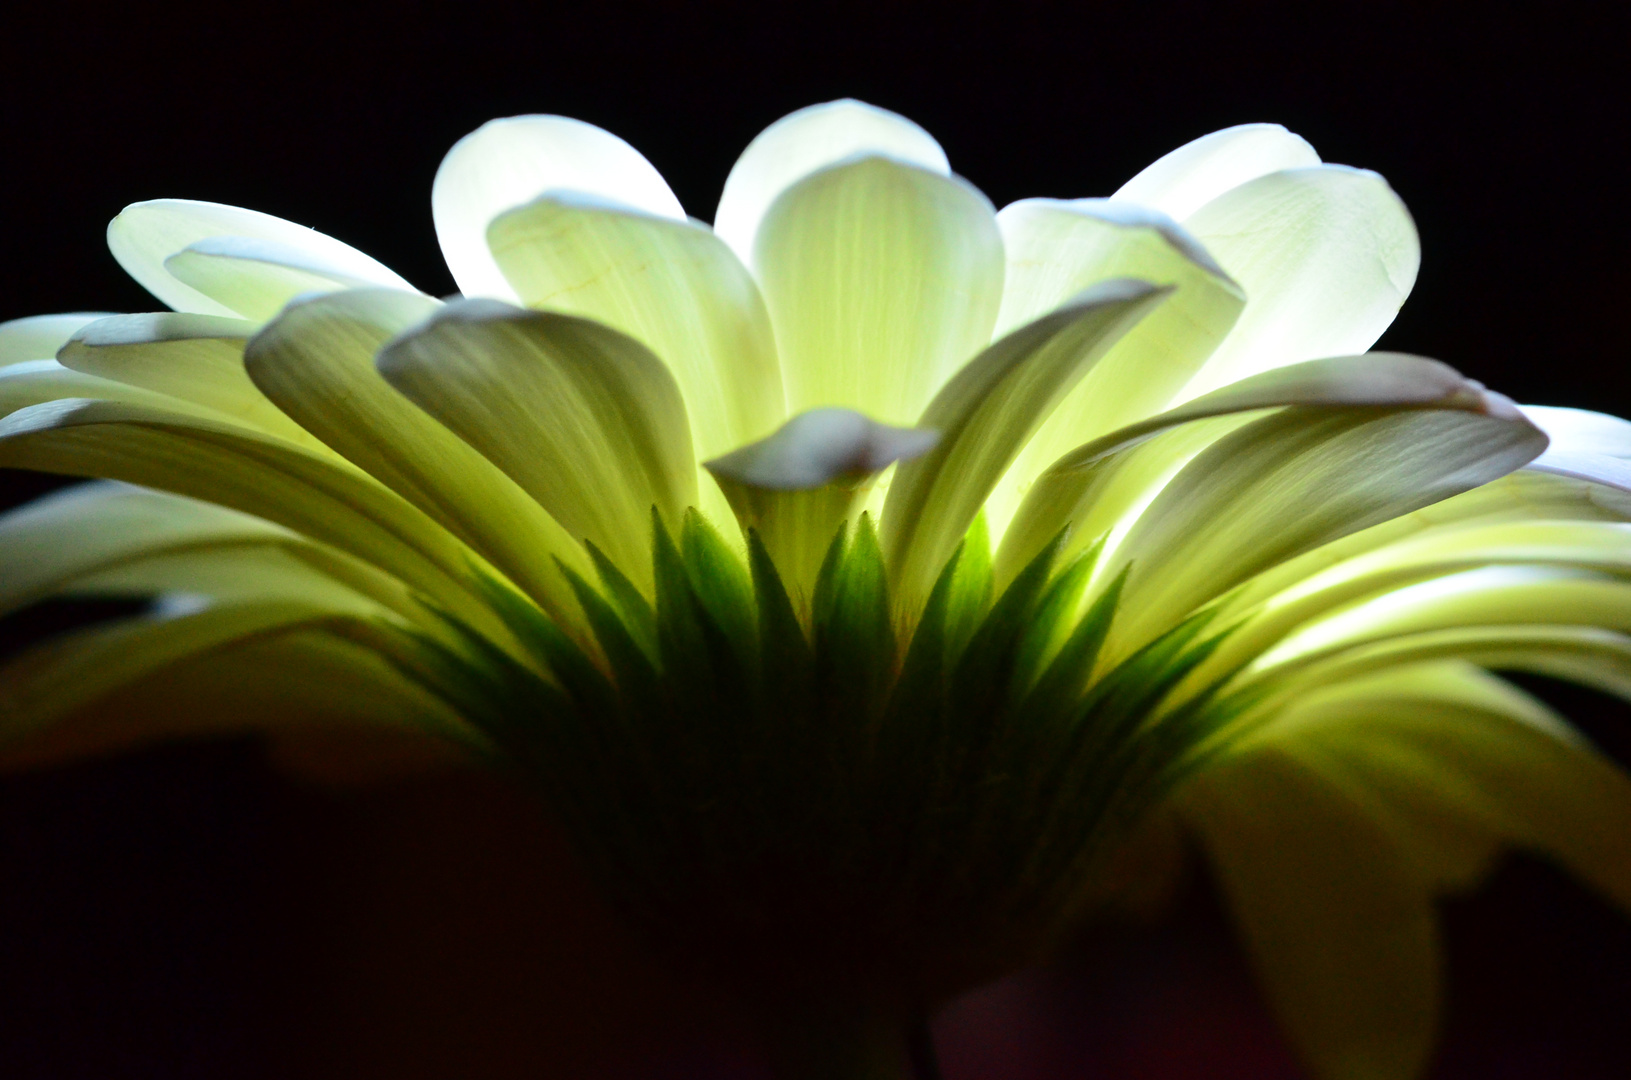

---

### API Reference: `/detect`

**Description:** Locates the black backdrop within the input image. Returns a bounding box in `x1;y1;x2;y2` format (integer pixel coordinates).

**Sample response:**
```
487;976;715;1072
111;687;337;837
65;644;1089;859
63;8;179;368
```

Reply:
1;1;1628;1077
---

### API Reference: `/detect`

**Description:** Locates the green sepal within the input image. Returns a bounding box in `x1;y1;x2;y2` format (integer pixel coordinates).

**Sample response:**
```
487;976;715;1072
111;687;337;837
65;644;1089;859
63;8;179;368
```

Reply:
942;511;993;665
681;507;758;671
586;539;658;663
814;513;896;718
558;558;660;708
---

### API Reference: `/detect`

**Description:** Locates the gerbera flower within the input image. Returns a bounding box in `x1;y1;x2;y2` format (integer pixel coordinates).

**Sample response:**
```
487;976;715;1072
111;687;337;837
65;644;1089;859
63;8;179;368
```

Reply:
2;99;1627;1079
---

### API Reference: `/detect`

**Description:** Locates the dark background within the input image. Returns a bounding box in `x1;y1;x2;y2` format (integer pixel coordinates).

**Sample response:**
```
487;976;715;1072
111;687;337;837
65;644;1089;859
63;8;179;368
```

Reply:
2;1;1628;1076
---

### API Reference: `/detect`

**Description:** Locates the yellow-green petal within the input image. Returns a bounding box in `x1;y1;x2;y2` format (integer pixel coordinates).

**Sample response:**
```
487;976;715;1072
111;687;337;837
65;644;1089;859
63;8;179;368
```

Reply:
57;313;330;449
984;199;1245;536
163;235;422;323
882;279;1169;608
0;398;516;650
996;353;1506;589
705;407;938;604
1105;403;1546;658
487;193;786;469
0;313;115;368
1180;748;1440;1080
754;156;1004;426
376;300;697;586
246;289;590;621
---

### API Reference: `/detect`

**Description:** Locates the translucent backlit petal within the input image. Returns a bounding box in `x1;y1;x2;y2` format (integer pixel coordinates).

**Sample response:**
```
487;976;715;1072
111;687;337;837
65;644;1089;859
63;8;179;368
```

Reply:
1178;166;1420;397
488;192;785;476
1181;749;1438;1080
713;99;949;269
754;156;1004;425
997;354;1508;588
1105;404;1545;657
58;313;329;449
882;279;1169;608
706;407;938;601
0;313;115;368
108;199;411;319
433;115;684;302
377;300;697;586
1113;123;1321;222
0;398;517;651
246;289;589;620
985;200;1244;536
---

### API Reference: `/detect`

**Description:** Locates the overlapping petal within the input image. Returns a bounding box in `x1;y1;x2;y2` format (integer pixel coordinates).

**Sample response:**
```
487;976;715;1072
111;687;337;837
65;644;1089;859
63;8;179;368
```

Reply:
376;300;697;585
246;289;590;620
433;115;685;301
713;99;950;268
754;155;1004;425
487;193;785;464
108;199;413;319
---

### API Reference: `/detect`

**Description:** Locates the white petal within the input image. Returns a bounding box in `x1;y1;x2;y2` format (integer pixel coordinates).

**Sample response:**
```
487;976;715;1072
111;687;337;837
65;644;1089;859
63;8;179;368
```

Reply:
487;192;785;466
984;199;1245;537
246;289;592;621
58;312;330;449
1521;405;1631;492
713;99;949;268
377;300;697;586
882;279;1169;606
1112;123;1320;221
164;235;418;322
108;199;412;319
753;156;1004;425
1180;750;1439;1080
0;313;115;368
1178;166;1421;398
705;408;938;598
432;115;684;302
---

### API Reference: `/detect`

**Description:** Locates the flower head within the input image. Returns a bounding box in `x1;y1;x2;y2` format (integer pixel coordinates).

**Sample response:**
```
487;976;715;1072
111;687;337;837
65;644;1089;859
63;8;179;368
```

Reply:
3;99;1630;1079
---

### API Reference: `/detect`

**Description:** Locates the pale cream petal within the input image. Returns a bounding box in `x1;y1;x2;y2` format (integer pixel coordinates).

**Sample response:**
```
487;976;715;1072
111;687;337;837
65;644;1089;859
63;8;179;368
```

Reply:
713;98;949;268
0;481;437;634
1194;519;1631;696
377;300;696;586
164;235;422;323
1521;405;1631;491
57;313;330;449
706;407;938;601
995;353;1508;589
246;289;589;620
433;115;684;302
0;482;280;616
0;599;364;744
1103;404;1545;659
0;313;115;368
754;156;1004;425
1178;166;1420;398
487;193;785;468
984;199;1244;536
0;398;518;651
882;279;1168;607
1180;749;1439;1080
1113;123;1320;222
107;199;412;318
0;359;209;419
